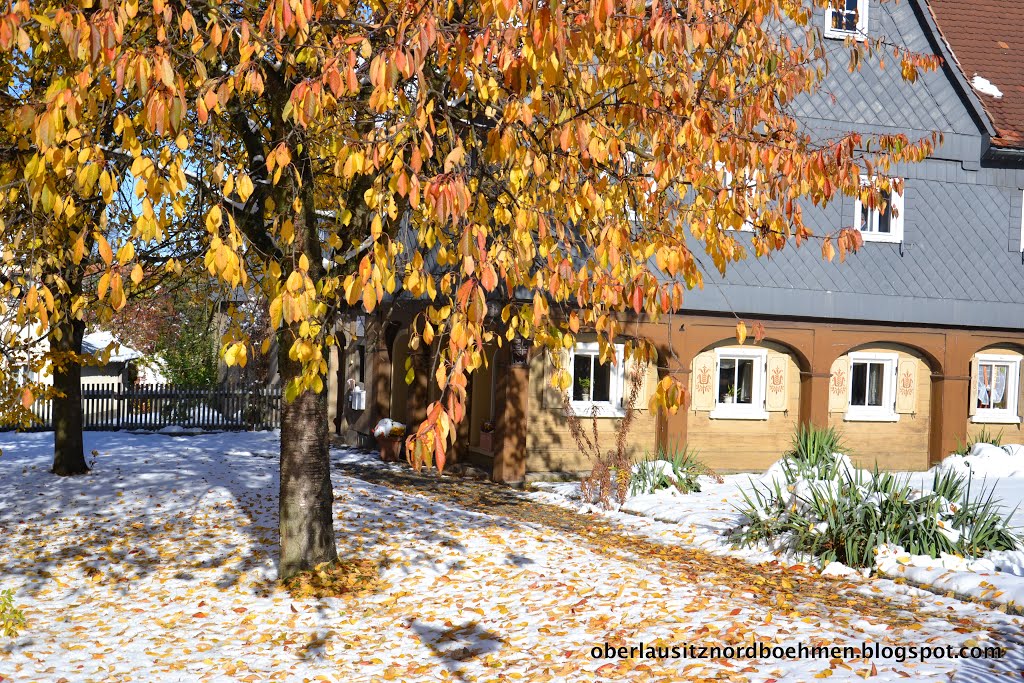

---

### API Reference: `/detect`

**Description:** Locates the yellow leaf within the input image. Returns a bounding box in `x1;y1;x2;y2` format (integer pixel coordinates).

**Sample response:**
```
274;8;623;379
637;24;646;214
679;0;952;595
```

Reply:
131;264;144;284
97;235;113;266
735;321;747;345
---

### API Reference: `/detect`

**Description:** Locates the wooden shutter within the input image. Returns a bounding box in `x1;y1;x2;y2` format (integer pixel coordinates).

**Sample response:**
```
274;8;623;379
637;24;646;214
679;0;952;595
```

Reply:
624;357;649;408
542;349;570;409
968;356;979;417
894;358;918;414
765;354;788;412
690;352;716;412
1017;361;1024;422
828;356;850;413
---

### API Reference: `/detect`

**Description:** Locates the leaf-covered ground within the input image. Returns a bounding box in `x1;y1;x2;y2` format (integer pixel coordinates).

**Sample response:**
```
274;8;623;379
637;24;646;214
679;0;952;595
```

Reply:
2;432;1023;682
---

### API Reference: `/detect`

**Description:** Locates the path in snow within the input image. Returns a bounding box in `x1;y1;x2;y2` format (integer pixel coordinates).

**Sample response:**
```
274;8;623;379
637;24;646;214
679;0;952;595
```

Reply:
0;432;1022;682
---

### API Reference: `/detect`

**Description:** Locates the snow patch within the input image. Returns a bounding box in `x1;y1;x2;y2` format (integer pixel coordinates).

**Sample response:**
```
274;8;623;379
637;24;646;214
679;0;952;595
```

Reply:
972;74;1004;99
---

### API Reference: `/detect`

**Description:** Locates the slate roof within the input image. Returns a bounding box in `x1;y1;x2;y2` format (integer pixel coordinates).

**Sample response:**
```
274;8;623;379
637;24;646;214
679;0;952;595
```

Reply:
928;0;1024;149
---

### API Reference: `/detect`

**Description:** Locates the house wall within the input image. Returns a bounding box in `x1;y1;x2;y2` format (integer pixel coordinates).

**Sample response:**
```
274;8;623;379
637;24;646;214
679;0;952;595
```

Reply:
524;346;660;475
826;344;932;471
686;342;802;472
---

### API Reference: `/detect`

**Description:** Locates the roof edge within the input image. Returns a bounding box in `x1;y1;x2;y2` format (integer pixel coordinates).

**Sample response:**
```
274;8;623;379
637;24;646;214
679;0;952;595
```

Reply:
908;0;999;141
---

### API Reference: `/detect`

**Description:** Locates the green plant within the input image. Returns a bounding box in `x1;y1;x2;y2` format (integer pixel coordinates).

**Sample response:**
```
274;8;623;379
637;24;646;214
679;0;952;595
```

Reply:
953;426;1004;456
732;427;1021;568
630;446;721;496
787;424;846;469
0;588;26;638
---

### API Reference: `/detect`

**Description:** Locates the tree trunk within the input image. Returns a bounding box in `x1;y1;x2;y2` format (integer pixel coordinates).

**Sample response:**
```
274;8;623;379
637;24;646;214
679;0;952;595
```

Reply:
278;329;338;579
51;317;88;476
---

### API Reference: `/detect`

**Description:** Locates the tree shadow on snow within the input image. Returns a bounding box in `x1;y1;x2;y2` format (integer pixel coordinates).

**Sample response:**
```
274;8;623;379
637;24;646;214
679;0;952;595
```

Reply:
408;618;507;681
0;431;282;600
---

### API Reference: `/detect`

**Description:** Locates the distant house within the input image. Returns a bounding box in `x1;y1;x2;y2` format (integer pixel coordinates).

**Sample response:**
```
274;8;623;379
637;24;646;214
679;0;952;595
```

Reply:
80;331;145;388
330;0;1024;483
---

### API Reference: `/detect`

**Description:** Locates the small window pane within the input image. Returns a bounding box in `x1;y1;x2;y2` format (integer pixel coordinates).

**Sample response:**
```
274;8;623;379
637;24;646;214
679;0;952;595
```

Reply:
989;363;1010;410
573;354;592;401
832;0;859;31
736;358;754;404
877;190;891;234
866;362;885;406
592;361;611;403
978;363;992;409
851;362;867;406
718;358;737;403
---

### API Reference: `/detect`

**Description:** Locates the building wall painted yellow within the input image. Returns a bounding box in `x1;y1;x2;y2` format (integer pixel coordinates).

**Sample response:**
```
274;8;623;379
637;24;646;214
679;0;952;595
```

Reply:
686;342;801;472
828;344;931;471
525;350;659;473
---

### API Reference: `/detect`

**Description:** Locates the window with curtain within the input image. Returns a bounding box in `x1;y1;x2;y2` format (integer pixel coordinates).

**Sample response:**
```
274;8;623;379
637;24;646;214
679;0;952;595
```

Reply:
974;354;1020;423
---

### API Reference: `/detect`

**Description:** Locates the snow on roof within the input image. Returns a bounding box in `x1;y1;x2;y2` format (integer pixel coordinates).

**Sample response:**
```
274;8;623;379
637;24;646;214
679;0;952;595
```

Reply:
82;331;142;363
971;74;1004;99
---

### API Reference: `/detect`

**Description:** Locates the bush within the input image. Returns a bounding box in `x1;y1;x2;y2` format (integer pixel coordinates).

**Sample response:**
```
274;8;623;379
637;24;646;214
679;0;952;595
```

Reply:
953;425;1004;456
629;446;720;496
732;427;1021;568
0;588;26;638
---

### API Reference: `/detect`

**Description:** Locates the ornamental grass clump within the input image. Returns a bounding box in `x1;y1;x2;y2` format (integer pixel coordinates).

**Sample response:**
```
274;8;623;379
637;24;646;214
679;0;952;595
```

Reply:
629;446;721;496
732;426;1021;568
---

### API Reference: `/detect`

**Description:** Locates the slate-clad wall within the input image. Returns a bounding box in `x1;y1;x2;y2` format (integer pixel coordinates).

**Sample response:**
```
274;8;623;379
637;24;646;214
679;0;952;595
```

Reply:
679;1;1024;329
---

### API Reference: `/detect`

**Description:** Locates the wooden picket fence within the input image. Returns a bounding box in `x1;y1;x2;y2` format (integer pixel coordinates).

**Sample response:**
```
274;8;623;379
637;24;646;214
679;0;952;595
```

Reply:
7;383;281;432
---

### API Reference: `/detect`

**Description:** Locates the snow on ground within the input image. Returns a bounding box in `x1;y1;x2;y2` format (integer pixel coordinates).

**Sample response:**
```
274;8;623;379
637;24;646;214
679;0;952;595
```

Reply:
2;432;1023;682
531;443;1024;613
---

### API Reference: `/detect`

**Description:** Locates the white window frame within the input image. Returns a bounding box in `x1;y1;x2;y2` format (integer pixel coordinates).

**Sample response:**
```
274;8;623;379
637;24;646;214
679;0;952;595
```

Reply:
825;0;869;41
720;165;757;232
845;351;899;422
1019;189;1023;253
973;353;1021;424
710;347;769;420
854;175;904;243
568;342;626;417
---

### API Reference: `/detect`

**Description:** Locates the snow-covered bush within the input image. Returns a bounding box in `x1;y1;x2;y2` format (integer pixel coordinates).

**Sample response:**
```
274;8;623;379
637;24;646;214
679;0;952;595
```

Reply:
732;427;1021;568
629;447;718;496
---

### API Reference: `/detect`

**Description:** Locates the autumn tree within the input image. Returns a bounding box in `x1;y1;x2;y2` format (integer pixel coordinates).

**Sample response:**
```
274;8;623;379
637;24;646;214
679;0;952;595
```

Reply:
0;0;938;576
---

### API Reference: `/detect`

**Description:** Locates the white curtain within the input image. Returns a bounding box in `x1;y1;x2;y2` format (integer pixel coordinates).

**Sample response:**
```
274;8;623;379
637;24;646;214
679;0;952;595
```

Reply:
978;365;991;407
993;365;1008;406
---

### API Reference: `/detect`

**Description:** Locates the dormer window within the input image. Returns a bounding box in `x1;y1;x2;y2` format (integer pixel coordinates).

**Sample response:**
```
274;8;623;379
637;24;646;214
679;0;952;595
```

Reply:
825;0;868;40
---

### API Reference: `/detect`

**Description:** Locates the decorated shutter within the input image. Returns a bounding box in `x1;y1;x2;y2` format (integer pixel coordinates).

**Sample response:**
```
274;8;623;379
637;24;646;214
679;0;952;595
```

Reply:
894;358;918;414
624;357;649;408
765;354;788;412
968;356;979;417
690;352;716;412
828;356;850;413
1018;362;1024;421
542;349;571;409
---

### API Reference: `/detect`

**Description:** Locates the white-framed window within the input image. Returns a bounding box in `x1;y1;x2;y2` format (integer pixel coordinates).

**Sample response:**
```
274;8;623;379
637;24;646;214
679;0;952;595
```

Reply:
846;352;899;422
720;166;758;232
854;176;904;243
1019;189;1023;253
825;0;868;40
710;348;768;420
569;342;625;417
973;354;1021;423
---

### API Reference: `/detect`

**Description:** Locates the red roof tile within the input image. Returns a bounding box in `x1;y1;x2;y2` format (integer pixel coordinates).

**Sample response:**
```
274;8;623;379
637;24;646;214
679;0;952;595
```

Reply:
928;0;1024;148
